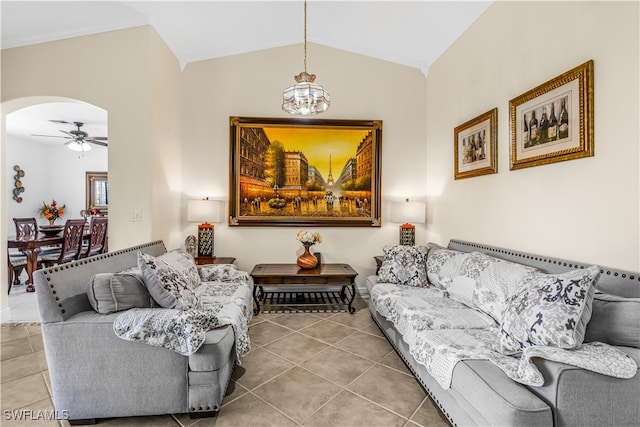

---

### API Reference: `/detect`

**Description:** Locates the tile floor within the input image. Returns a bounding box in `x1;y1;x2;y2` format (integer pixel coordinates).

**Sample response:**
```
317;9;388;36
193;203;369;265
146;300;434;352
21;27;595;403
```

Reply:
2;283;40;323
1;299;449;427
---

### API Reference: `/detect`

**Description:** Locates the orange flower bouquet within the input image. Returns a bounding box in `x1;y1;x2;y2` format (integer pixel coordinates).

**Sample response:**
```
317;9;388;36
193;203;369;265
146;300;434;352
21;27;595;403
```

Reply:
39;199;66;225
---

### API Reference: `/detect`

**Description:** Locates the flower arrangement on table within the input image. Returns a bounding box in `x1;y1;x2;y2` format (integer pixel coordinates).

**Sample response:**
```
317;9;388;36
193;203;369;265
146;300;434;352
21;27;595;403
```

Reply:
296;230;322;269
39;199;66;225
296;230;322;247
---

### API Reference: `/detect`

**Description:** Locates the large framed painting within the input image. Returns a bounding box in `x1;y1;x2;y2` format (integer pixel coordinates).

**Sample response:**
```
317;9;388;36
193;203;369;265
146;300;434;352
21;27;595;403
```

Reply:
229;116;382;227
510;60;594;170
454;108;498;180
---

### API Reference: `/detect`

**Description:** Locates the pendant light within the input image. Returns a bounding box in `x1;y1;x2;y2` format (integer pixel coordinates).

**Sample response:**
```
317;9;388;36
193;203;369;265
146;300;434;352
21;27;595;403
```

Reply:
282;0;330;115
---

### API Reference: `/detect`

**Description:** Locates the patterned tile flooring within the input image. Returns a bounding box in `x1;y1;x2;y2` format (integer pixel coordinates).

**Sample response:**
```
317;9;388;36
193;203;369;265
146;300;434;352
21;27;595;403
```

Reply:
1;299;449;427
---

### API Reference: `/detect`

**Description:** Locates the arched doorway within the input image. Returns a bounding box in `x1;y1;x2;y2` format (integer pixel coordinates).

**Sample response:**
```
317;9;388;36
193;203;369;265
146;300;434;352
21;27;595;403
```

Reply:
1;96;108;317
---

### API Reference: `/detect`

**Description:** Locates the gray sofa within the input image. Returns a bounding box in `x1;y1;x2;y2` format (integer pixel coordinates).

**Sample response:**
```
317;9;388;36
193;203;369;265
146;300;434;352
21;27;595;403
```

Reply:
34;241;237;424
367;239;640;427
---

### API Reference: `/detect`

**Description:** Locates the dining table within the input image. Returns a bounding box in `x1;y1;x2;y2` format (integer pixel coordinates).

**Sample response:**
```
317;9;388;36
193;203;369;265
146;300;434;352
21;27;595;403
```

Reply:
7;228;90;292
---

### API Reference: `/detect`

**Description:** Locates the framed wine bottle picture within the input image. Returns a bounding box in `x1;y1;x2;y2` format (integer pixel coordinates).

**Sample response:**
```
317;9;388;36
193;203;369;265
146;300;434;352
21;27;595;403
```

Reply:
509;60;594;170
454;108;498;180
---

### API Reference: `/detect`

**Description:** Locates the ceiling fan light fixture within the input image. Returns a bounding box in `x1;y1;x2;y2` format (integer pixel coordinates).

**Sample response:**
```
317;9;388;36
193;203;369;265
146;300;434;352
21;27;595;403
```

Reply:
282;0;330;116
68;140;91;152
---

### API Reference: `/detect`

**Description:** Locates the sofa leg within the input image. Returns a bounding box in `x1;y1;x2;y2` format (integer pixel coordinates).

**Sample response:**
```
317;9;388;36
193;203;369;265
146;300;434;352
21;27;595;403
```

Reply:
190;411;218;419
68;419;96;425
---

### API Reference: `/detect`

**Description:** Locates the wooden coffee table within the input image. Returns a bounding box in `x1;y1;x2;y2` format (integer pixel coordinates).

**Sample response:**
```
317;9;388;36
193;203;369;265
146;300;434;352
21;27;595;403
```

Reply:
250;263;358;315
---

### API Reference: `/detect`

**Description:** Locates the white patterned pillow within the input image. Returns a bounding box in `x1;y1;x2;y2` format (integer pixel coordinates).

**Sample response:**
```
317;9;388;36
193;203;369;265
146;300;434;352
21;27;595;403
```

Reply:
378;245;429;287
449;252;539;322
495;265;600;355
160;249;201;289
426;247;468;289
137;252;200;310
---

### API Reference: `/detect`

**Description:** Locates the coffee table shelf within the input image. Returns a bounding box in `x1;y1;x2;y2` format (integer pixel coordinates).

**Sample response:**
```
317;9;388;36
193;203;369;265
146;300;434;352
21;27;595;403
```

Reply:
250;263;358;314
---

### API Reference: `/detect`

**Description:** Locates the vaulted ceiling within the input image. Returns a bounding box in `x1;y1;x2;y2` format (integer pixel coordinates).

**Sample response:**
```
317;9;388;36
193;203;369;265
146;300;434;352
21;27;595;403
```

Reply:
2;1;492;144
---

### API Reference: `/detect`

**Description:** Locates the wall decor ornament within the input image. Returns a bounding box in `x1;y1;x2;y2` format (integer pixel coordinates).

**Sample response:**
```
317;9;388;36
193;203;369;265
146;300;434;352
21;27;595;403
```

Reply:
454;108;498;180
509;60;594;170
229;116;382;227
12;165;25;203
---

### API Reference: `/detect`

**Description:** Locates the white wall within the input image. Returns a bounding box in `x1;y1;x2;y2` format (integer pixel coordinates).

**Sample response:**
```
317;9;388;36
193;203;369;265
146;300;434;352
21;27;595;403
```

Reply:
426;1;639;270
6;135;107;231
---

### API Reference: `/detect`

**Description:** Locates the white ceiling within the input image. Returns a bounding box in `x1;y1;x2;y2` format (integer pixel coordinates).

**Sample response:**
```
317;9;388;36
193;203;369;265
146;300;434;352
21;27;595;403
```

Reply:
2;0;492;145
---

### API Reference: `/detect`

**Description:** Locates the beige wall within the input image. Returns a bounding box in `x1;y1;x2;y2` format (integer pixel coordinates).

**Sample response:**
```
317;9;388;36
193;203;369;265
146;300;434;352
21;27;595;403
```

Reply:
426;1;639;270
1;26;183;301
181;43;428;284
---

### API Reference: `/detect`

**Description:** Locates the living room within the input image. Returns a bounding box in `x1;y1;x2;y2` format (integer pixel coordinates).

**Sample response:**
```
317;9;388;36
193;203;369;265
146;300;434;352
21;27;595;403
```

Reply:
1;1;638;426
2;1;638;290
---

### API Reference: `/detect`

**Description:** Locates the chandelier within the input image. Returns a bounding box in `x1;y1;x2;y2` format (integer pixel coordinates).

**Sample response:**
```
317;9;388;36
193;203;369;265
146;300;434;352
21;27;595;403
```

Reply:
282;0;330;115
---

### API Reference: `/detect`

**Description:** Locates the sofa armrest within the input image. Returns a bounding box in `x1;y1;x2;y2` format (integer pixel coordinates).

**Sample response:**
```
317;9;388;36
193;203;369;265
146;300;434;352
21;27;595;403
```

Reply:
42;311;188;419
528;347;640;427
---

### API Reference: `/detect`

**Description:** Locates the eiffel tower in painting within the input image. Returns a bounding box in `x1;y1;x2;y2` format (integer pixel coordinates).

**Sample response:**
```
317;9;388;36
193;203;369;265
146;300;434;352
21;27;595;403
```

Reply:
326;154;335;185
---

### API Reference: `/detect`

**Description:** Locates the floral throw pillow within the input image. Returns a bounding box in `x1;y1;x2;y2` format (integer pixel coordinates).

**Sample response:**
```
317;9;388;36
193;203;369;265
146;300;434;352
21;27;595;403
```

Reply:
449;252;539;322
137;252;200;310
378;245;429;287
161;249;201;289
495;265;600;355
426;247;468;289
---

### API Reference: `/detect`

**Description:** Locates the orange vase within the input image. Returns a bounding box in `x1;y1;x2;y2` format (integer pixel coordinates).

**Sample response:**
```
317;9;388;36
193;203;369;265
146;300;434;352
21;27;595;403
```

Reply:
297;245;318;269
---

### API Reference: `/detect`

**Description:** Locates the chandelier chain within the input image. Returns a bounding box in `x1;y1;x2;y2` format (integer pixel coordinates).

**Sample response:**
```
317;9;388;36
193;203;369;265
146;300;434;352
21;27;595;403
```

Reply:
303;0;307;73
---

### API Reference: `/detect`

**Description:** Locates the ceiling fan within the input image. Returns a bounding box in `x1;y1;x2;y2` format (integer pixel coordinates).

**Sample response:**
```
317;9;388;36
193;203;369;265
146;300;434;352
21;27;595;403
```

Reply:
33;120;108;152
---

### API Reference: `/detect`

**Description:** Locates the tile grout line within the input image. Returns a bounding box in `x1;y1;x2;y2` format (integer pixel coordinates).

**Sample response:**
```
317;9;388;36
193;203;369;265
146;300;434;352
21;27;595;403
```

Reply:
254;314;419;426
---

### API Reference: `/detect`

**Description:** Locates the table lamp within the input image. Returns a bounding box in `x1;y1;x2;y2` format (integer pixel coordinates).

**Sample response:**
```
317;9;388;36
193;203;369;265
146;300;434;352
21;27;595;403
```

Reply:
390;198;426;245
187;199;223;257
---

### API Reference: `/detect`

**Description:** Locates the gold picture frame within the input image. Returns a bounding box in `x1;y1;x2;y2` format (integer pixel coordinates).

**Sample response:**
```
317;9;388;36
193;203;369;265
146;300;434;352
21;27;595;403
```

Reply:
454;108;498;180
510;60;594;170
229;116;382;227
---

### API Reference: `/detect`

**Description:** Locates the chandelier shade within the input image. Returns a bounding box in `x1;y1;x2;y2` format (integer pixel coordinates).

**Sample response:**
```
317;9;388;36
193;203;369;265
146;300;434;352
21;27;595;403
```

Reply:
282;72;330;115
282;0;330;115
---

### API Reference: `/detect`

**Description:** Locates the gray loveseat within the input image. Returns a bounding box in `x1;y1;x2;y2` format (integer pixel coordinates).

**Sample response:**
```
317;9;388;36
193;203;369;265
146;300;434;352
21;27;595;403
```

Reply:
367;239;640;427
34;241;239;424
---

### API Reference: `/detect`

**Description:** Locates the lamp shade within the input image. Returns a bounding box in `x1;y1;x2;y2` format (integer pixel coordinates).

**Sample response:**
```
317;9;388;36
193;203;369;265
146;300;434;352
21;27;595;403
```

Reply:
187;199;223;223
390;199;426;225
68;141;91;152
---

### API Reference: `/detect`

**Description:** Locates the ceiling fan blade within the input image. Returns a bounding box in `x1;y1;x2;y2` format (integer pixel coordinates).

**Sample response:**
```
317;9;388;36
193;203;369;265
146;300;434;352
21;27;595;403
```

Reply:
32;134;72;139
90;136;108;141
49;119;73;125
60;130;76;138
88;140;108;147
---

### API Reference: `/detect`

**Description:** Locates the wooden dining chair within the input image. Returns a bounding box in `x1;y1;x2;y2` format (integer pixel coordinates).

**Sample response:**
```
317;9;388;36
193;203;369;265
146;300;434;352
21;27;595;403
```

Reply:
40;219;87;267
7;217;39;293
80;217;108;258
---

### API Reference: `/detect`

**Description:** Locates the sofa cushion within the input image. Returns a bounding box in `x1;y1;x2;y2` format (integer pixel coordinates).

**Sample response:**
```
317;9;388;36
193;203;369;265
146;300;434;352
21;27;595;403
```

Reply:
527;346;640;427
137;252;200;310
87;273;153;314
450;360;553;427
495;266;600;355
584;292;640;348
378;245;429;287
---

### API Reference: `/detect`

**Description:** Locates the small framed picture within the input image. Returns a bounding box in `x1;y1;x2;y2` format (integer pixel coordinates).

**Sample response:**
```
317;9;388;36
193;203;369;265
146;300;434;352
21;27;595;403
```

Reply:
509;60;594;170
454;108;498;180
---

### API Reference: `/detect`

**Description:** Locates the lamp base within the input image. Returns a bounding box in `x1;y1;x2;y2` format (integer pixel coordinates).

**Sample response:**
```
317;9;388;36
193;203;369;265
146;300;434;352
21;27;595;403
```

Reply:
197;223;215;257
399;224;415;246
